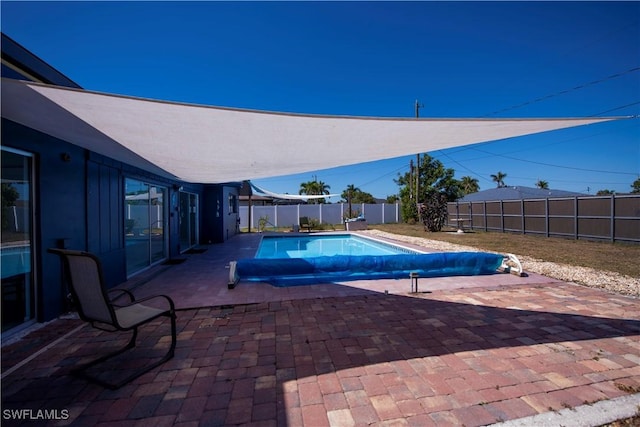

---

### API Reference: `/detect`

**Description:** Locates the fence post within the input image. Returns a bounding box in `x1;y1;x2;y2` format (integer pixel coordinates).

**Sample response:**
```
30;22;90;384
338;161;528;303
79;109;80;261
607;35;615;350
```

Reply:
545;198;549;238
319;204;322;224
274;205;279;228
469;202;473;230
483;201;487;232
382;203;385;224
454;202;459;228
521;199;525;235
500;200;505;233
574;197;578;240
610;194;615;243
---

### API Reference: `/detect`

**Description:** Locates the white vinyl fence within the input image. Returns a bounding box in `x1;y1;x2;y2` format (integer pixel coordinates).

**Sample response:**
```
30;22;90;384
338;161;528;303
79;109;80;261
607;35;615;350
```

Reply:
239;203;400;230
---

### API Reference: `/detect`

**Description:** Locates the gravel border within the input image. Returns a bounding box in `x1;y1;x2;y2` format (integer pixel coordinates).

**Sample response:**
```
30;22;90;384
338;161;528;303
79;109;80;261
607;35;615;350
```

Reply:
361;230;640;298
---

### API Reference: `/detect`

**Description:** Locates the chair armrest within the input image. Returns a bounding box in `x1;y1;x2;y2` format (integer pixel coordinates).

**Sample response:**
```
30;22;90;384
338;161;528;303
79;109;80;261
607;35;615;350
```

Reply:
108;288;135;303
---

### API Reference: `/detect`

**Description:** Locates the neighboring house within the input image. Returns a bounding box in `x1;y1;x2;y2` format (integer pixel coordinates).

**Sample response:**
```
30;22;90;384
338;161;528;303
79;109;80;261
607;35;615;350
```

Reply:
459;186;585;202
1;34;240;335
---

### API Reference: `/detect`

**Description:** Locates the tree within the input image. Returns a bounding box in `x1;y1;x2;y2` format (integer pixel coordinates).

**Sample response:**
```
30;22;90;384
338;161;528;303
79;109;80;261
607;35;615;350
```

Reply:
420;192;448;232
631;178;640;194
1;183;20;230
535;180;549;189
342;184;357;218
395;154;459;223
459;176;480;196
299;179;331;204
597;189;615;195
490;171;507;188
385;195;399;204
341;184;375;218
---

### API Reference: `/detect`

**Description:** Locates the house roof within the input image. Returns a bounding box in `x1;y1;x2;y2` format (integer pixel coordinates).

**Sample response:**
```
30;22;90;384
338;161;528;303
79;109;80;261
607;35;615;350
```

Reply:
1;33;81;88
459;186;585;202
1;78;624;184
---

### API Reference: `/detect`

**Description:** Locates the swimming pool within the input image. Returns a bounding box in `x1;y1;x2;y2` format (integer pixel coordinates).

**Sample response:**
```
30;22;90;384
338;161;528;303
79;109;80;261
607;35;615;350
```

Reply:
233;233;504;287
255;234;422;259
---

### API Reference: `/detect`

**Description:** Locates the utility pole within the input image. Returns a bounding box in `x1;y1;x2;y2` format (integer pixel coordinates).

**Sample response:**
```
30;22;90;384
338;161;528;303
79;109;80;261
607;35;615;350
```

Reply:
409;159;414;201
414;100;423;204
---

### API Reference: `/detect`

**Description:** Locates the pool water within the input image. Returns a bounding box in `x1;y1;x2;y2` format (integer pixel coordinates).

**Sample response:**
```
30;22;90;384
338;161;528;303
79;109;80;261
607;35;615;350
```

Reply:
255;234;421;259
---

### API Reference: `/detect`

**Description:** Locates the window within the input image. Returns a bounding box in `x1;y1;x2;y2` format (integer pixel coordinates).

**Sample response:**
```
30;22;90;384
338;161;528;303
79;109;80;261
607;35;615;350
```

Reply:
229;194;238;214
125;179;167;275
179;192;198;251
1;147;35;332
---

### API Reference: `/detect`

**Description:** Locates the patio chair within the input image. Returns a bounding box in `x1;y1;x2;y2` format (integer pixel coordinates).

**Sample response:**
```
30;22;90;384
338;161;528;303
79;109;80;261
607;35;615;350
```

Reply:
48;248;177;389
299;216;312;232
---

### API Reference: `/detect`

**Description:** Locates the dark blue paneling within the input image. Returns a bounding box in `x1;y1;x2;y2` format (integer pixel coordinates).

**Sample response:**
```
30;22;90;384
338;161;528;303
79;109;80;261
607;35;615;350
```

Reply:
2;119;86;321
87;160;126;287
201;184;240;243
109;167;122;251
99;166;110;253
202;185;223;243
2;119;213;323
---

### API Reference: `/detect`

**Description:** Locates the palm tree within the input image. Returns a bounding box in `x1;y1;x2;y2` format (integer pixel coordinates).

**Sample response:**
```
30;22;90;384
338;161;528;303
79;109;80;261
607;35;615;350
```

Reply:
299;178;331;204
459;176;480;195
342;184;358;218
490;171;507;188
535;180;549;189
298;181;315;197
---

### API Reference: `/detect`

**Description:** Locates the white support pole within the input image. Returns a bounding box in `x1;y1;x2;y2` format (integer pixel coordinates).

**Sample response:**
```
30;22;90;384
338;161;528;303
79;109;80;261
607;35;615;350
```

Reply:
274;205;278;228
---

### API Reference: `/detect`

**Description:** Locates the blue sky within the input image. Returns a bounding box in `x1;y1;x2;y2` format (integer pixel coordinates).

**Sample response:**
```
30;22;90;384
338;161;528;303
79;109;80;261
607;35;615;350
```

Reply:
2;1;639;198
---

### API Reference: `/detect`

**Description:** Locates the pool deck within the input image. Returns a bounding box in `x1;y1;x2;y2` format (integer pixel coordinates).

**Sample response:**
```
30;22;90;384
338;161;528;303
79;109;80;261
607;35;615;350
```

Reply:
2;231;639;426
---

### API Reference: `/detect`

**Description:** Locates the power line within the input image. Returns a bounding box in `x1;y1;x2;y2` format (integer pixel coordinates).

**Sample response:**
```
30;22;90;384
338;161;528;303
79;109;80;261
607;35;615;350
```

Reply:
482;66;640;117
471;147;638;176
590;101;640;117
355;163;408;190
435;150;494;184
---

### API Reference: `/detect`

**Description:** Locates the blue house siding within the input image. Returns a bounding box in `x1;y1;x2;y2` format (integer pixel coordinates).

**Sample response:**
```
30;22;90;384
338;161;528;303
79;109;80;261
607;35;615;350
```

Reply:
3;118;240;324
202;184;241;245
86;157;127;288
3;119;87;320
1;34;240;330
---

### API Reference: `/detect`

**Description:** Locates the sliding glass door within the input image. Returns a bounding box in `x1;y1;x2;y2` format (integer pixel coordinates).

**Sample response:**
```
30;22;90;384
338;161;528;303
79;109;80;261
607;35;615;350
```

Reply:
179;191;198;252
1;148;35;332
125;179;167;275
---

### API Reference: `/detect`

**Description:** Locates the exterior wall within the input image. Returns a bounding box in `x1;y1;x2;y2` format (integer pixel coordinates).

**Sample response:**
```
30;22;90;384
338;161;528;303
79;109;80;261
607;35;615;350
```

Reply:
2;119;224;324
202;184;240;243
0;33;243;329
3;120;87;320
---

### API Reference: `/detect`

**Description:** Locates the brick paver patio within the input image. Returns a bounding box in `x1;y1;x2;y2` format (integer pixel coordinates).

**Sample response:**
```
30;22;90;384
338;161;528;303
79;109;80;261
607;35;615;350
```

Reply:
2;232;639;426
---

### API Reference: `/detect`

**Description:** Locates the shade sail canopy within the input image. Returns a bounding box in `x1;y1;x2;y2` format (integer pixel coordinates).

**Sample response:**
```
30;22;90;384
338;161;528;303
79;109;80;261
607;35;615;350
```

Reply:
1;78;621;183
249;182;339;201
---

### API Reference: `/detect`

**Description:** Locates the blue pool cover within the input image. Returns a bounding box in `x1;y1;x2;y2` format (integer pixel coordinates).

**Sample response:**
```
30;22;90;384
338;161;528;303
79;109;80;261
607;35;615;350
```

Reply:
236;252;503;287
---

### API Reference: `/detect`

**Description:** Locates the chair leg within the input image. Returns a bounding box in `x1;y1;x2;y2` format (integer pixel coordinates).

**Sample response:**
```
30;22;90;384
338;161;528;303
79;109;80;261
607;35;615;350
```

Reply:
71;314;176;390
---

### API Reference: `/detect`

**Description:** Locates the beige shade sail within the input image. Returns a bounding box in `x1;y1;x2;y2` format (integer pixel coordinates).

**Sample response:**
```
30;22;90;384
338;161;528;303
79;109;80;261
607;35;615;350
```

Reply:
1;78;622;184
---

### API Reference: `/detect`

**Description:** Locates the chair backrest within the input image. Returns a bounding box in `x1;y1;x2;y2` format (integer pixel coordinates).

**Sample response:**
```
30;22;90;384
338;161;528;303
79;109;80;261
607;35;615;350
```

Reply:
48;249;115;325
